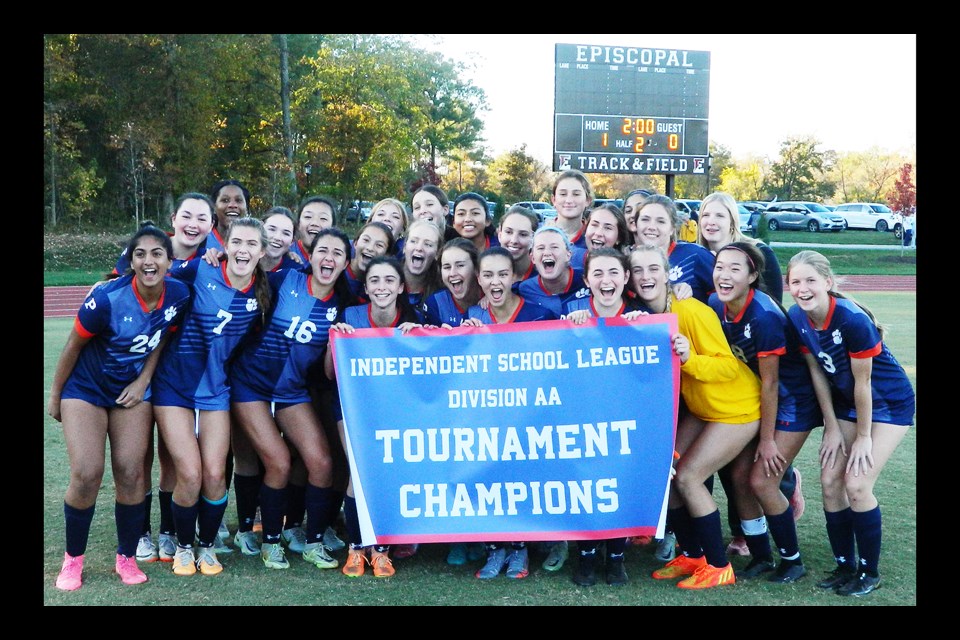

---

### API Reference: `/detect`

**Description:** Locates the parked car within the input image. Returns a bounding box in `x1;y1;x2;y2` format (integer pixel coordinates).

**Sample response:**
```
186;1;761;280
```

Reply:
739;201;769;213
736;203;757;236
510;201;557;222
763;201;846;232
833;202;903;237
592;198;624;210
675;199;702;221
345;200;375;222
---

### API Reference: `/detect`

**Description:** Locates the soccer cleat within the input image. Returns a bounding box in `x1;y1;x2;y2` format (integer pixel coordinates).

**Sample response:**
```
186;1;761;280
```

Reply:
157;533;177;562
467;542;487;562
655;532;678;562
392;543;419;559
476;547;508;579
173;546;197;576
200;521;232;554
136;534;159;563
281;526;307;554
446;542;468;566
234;530;259;556
260;542;290;570
196;546;223;576
572;552;597;586
55;552;84;591
505;547;529;579
342;547;367;577
836;571;880;596
677;562;736;589
767;561;807;584
816;565;858;590
369;550;395;577
736;556;776;579
303;542;338;569
115;554;148;585
606;558;628;586
789;467;805;521
542;541;569;572
652;554;707;580
726;536;750;557
323;526;346;552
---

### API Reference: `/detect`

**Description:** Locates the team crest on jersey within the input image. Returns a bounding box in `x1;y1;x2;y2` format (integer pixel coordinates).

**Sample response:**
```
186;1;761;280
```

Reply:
326;306;338;321
832;329;843;345
164;306;178;322
574;287;590;299
744;322;752;339
669;265;683;282
246;298;259;312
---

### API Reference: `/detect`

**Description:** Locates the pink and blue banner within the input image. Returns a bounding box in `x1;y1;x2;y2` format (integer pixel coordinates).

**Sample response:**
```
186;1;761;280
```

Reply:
330;315;679;546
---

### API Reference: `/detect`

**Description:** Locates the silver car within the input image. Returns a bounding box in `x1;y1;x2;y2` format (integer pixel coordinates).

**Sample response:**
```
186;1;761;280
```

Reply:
764;201;846;232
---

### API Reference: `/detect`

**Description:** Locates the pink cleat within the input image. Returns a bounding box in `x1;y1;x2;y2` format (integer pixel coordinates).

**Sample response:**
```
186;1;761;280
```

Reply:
56;552;84;591
115;554;148;585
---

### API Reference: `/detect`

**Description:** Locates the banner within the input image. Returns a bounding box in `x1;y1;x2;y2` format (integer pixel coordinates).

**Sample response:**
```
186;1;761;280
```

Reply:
331;315;679;546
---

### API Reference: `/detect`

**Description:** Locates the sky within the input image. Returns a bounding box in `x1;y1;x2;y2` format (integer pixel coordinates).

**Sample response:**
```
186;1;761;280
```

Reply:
409;34;916;166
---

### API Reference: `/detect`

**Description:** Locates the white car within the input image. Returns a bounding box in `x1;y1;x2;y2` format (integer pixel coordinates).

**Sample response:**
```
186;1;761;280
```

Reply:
511;201;557;222
833;203;903;236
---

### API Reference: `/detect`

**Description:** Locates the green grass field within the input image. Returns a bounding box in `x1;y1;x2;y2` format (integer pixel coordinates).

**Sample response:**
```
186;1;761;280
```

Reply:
42;292;917;606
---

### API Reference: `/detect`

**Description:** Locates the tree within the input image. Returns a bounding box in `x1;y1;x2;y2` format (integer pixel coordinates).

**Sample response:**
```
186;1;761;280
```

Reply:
887;163;916;213
489;145;551;205
764;136;835;201
830;147;903;204
717;155;769;201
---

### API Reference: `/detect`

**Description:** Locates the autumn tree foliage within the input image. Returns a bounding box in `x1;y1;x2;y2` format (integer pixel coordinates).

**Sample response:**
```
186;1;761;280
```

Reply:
886;163;916;214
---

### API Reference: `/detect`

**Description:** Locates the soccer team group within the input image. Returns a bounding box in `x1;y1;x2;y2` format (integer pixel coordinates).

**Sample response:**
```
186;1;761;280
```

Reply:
48;170;914;597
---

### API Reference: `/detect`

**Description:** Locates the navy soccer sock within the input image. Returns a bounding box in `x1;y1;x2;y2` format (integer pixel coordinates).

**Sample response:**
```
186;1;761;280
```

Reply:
259;484;287;544
158;490;175;536
197;493;228;547
64;502;96;558
116;500;146;557
305;484;334;543
852;506;882;575
172;500;199;548
824;507;857;569
691;509;727;568
233;472;262;534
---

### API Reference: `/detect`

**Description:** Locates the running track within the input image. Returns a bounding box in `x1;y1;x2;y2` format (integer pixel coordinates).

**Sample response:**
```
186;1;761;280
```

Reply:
42;276;917;319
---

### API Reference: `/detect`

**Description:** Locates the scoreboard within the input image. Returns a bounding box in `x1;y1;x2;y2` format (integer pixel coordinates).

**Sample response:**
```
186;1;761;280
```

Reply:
553;43;710;175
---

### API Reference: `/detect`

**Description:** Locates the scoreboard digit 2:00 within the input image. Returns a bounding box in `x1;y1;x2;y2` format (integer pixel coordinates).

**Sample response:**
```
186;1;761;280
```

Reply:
553;43;710;175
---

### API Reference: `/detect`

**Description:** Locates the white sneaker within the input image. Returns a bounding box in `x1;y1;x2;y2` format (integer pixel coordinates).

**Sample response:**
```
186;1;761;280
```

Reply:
136;534;159;563
282;526;307;554
158;533;177;562
655;532;678;562
234;530;260;556
323;526;346;552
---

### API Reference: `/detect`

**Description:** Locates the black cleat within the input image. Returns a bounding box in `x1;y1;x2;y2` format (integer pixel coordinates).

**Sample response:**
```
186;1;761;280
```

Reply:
816;565;858;590
836;572;881;596
736;557;775;579
606;559;628;586
572;553;597;587
767;561;807;584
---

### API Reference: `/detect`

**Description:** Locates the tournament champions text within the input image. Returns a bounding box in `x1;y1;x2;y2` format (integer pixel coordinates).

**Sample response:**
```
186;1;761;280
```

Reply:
330;316;680;546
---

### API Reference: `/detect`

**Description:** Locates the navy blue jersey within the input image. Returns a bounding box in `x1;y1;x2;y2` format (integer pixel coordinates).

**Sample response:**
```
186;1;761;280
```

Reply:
230;269;343;404
61;274;190;407
709;289;820;429
151;259;263;411
467;296;558;324
668;241;715;303
344;303;401;329
570;245;588;271
516;267;590;316
789;296;915;426
423;288;470;327
344;264;367;303
756;241;783;303
561;295;633;319
291;239;311;264
265;253;304;274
